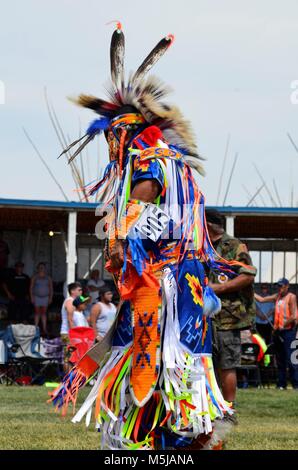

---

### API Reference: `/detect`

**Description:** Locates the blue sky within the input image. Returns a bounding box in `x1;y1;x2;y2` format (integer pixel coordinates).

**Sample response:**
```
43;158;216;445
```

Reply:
1;0;298;206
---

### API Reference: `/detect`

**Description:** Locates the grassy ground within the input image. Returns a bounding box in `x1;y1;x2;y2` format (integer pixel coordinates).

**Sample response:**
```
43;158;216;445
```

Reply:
227;388;298;450
0;385;297;450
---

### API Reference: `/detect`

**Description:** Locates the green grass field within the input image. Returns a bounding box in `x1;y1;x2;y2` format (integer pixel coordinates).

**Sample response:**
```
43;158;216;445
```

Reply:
0;385;297;450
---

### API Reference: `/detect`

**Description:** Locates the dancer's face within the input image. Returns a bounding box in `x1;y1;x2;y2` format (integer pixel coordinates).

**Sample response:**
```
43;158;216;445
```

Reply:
107;130;119;161
106;126;137;162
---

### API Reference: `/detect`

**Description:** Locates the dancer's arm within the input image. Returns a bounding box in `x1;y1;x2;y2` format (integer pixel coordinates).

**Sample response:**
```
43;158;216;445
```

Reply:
130;179;160;202
110;179;160;269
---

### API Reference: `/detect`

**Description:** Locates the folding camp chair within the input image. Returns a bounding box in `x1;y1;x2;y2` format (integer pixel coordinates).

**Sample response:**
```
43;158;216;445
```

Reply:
0;328;8;384
4;324;47;385
40;337;64;363
38;337;64;381
68;327;95;364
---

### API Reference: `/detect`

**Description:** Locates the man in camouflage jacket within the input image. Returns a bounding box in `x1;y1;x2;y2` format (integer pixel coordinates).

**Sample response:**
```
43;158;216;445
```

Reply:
206;209;257;411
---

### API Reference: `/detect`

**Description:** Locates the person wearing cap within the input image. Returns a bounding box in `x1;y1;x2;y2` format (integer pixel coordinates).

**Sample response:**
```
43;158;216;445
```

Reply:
255;278;298;389
90;286;117;342
69;295;91;329
206;209;257;413
3;261;31;323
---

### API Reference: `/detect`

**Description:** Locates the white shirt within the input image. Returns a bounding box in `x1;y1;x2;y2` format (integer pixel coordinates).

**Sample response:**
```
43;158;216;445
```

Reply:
96;302;117;337
73;310;89;328
87;278;105;304
60;296;73;335
60;296;88;335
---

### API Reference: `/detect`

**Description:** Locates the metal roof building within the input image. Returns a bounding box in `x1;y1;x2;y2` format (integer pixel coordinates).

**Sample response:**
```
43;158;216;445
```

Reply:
0;198;297;285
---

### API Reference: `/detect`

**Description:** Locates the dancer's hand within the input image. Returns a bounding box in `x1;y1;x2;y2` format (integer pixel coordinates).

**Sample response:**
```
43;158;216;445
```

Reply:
110;239;124;270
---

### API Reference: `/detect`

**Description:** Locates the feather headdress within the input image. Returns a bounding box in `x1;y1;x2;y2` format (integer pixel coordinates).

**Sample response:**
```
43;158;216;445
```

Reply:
61;22;204;174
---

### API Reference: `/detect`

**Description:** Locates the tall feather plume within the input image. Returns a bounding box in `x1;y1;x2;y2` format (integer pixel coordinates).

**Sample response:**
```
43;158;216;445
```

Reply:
59;134;95;164
132;34;174;84
62;25;205;174
110;21;125;99
59;117;110;163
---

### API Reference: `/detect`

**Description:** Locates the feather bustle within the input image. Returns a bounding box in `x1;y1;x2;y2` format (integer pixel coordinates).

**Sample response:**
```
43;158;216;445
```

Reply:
69;95;119;115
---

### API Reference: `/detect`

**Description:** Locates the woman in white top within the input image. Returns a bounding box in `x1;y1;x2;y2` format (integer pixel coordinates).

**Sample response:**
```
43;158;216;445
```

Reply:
90;287;117;342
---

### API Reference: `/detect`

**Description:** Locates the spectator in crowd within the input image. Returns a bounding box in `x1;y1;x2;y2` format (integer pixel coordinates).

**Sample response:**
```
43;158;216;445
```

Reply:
60;282;83;370
90;286;117;342
70;295;91;328
0;231;9;271
206;209;256;419
3;261;31;323
87;269;105;306
30;262;53;336
255;278;298;390
60;282;84;336
255;283;275;345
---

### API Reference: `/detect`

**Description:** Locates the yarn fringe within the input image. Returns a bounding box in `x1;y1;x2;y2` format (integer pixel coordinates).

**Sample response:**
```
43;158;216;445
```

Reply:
70;269;232;449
